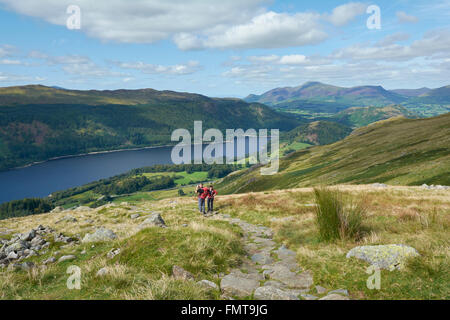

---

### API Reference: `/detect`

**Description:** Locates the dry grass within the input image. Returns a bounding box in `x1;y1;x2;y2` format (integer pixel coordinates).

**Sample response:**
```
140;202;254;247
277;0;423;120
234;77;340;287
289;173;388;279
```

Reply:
0;184;449;300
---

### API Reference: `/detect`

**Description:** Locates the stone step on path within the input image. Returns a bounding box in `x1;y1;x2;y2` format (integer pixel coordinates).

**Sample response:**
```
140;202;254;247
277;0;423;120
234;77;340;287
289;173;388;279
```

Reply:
210;214;315;300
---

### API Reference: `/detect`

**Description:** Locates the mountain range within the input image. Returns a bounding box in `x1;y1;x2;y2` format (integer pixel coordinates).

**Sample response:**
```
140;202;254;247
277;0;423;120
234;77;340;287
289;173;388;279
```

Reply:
245;82;450;117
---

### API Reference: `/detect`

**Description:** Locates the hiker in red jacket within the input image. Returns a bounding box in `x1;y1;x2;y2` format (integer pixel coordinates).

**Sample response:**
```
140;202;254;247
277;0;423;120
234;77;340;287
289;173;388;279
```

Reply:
207;185;218;214
196;183;209;214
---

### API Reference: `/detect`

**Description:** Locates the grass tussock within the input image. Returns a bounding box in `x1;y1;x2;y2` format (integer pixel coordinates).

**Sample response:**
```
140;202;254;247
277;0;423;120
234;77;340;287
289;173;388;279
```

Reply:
313;187;368;242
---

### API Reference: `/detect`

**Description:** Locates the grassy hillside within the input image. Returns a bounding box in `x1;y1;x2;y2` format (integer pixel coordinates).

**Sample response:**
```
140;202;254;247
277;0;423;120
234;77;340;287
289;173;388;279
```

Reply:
283;121;353;145
0;86;300;171
333;105;419;128
0;185;448;300
217;113;450;194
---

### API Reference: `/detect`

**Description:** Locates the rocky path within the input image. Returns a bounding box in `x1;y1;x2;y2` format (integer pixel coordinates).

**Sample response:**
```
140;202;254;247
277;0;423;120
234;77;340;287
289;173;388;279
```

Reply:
210;213;349;300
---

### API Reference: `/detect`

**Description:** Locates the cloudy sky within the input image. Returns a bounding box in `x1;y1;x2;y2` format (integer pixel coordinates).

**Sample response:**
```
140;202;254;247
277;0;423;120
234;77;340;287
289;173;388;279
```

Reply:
0;0;449;97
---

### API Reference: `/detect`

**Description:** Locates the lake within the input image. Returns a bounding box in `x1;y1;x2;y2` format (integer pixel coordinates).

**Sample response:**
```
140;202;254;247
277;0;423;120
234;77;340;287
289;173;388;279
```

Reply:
0;139;267;204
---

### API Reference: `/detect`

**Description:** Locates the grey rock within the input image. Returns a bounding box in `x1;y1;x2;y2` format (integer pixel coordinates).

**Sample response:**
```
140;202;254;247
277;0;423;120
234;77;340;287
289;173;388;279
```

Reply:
130;213;140;219
315;285;327;295
172;265;194;281
220;274;260;298
139;213;166;229
274;245;296;260
229;269;265;281
58;255;76;263
329;289;349;296
7;251;18;260
319;293;350;300
197;280;219;290
251;253;273;265
31;236;46;247
346;244;420;270
96;267;108;277
6;240;29;254
107;248;121;259
262;264;313;289
82;228;117;243
263;280;286;289
254;286;299;300
20;229;36;241
43;257;56;265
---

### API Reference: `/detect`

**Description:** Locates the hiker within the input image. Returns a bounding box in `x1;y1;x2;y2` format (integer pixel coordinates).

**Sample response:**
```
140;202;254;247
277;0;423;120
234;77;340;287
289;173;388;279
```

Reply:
196;183;208;214
207;185;217;213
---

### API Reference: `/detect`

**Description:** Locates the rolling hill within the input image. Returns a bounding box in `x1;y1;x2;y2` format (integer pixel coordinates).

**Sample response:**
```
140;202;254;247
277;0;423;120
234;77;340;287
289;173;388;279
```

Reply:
217;113;450;194
333;105;419;128
283;121;353;146
0;85;300;171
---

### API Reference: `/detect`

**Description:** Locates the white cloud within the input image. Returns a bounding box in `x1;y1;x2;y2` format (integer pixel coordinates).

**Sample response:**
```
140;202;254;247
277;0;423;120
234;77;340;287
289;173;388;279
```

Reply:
0;0;331;50
248;55;280;63
0;0;267;44
179;11;327;50
0;59;22;65
332;29;450;61
375;32;410;47
324;2;367;26
396;11;419;24
279;54;307;65
114;60;201;75
0;44;16;58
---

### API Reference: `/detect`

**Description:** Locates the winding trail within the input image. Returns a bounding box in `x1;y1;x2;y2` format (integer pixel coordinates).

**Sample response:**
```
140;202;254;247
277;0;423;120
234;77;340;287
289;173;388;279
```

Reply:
211;213;319;300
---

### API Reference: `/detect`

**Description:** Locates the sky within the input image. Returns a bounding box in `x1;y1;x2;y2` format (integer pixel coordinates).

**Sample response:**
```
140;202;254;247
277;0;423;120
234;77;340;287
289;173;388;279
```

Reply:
0;0;449;97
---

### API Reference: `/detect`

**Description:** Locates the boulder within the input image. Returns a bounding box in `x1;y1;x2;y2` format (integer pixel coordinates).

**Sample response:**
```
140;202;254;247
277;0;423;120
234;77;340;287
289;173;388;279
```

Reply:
30;236;46;247
82;228;117;243
346;244;420;270
107;248;121;259
172;265;194;281
43;257;56;265
58;255;76;263
6;251;18;260
20;230;36;241
254;286;299;300
96;267;108;277
197;280;219;290
130;213;140;220
139;213;166;229
6;240;29;254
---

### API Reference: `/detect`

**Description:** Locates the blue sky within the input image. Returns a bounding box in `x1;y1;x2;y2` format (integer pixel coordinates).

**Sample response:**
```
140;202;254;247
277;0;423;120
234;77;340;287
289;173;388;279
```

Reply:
0;0;449;97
